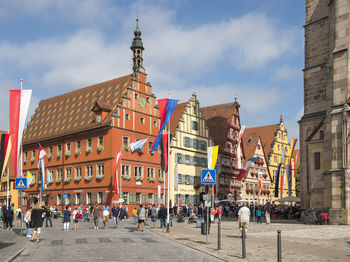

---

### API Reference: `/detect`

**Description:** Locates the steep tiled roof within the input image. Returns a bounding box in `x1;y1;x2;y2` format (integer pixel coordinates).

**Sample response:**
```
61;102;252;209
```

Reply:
201;103;236;148
170;102;188;136
23;74;132;144
241;132;259;166
244;124;279;161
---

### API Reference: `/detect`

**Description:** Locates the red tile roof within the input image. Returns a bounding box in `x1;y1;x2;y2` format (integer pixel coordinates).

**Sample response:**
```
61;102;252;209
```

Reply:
23;74;132;144
201;103;236;148
170;102;188;136
241;132;259;166
243;124;279;160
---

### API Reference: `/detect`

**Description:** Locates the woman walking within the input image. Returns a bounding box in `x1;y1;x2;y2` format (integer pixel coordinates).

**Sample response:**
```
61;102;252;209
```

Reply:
24;207;32;237
63;206;71;231
72;207;79;230
30;198;44;242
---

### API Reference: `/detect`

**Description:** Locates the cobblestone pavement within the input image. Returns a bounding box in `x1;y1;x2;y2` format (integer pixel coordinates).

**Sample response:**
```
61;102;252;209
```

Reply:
8;219;222;262
151;220;350;262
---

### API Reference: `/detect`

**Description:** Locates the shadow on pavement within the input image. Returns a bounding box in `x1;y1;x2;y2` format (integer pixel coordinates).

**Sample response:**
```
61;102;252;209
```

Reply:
0;242;15;249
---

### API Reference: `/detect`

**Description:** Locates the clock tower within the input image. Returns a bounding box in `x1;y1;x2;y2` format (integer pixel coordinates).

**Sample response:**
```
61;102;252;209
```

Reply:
130;18;145;77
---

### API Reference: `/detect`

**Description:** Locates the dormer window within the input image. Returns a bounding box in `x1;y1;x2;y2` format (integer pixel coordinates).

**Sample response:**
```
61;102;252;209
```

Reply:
96;114;102;123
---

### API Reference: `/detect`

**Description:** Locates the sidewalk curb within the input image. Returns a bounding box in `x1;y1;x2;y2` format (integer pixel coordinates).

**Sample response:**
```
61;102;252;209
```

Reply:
6;243;27;262
149;229;229;262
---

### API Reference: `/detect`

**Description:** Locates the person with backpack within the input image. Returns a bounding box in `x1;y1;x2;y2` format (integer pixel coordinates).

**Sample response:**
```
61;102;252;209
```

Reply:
30;198;44;242
256;208;262;224
5;205;14;230
63;206;71;231
72;207;79;230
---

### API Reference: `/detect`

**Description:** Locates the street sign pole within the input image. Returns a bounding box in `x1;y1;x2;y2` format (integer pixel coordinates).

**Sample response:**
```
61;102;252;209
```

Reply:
20;190;23;236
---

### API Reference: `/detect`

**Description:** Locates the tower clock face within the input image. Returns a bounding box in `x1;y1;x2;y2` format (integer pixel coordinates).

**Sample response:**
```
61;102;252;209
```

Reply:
138;96;146;109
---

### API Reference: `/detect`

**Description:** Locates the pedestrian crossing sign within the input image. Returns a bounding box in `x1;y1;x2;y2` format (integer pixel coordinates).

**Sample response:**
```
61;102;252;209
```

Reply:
201;169;216;184
15;178;27;190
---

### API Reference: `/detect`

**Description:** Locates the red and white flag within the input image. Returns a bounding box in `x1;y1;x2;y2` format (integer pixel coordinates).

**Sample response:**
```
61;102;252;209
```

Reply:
37;145;47;169
9;89;32;178
113;152;123;194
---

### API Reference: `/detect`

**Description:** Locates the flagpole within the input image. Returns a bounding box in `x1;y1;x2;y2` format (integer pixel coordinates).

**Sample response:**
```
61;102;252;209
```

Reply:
6;129;10;209
20;79;23;236
166;93;170;233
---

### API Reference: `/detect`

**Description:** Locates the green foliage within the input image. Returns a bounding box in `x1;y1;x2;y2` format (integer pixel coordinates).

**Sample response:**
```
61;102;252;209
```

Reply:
295;167;301;197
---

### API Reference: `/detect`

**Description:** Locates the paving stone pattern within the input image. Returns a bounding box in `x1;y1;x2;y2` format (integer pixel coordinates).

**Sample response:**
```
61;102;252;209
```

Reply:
10;219;222;262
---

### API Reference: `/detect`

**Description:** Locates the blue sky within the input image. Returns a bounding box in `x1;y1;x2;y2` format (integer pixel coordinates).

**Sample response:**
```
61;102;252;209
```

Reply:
0;0;304;144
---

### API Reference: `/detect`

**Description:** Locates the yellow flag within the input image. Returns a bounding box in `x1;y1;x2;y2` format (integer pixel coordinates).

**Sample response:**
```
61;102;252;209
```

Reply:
207;146;219;169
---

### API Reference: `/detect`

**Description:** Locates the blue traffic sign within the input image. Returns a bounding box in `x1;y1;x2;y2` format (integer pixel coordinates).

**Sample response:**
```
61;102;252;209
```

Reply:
201;169;216;184
15;178;27;190
63;193;68;199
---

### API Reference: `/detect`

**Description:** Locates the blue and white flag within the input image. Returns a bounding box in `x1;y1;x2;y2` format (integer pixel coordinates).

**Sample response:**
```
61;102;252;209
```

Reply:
130;138;148;152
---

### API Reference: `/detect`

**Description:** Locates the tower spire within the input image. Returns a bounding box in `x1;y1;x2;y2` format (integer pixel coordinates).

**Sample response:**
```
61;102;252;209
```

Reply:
130;17;145;74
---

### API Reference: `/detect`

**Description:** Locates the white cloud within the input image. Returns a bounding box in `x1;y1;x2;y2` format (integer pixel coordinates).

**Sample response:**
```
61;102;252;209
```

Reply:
275;65;300;80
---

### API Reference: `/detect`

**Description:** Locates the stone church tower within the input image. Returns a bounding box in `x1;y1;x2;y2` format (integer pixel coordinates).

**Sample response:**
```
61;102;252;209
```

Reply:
300;0;350;224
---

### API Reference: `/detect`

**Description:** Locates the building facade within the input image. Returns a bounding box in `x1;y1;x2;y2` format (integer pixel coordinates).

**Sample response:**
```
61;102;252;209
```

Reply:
245;117;296;202
241;135;272;204
168;93;214;206
299;0;350;224
202;100;244;201
22;21;163;214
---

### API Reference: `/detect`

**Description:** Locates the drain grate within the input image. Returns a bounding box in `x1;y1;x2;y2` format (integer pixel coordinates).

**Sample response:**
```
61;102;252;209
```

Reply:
75;238;88;244
120;238;135;243
98;238;112;243
51;240;63;246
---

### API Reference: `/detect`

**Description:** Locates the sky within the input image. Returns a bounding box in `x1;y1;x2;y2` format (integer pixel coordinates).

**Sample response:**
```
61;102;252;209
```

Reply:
0;0;304;146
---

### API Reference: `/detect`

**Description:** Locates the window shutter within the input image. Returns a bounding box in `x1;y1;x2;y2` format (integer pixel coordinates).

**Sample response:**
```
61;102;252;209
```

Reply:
54;195;57;205
102;192;105;204
80;193;83;204
181;174;186;184
83;193;86;205
94;192;97;204
190;176;194;185
189;138;193;148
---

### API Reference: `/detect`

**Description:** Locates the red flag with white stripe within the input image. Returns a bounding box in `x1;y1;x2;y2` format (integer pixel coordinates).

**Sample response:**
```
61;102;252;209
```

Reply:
113;152;123;195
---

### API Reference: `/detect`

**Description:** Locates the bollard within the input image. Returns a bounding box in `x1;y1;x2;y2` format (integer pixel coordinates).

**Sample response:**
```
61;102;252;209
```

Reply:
277;230;282;262
242;226;246;259
217;221;221;250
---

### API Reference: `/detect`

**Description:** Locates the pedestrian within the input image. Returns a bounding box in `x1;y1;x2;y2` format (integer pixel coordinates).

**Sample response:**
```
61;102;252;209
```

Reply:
196;204;202;228
125;205;129;220
265;202;271;224
150;204;157;228
92;205;100;230
102;204;110;230
25;207;32;238
30;198;44;242
63;206;71;231
2;206;7;229
5;204;14;230
111;204;120;229
210;207;215;223
169;205;174;226
238;203;251;238
72;207;79;230
132;207;138;224
256;208;262;224
137;204;145;232
44;206;53;227
158;204;167;231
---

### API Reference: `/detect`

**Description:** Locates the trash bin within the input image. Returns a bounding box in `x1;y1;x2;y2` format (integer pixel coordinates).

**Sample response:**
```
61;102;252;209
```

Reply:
201;222;210;235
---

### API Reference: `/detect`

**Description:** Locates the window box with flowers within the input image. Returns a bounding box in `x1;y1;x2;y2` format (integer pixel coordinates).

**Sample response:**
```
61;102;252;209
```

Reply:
31;157;35;163
123;145;129;151
57;152;61;158
96;174;104;180
263;174;268;179
135;176;144;182
74;176;81;182
266;190;271;195
246;189;253;193
75;149;81;156
48;153;52;160
97;145;104;152
84;176;92;182
122;175;131;180
55;178;61;184
24;159;27;165
193;184;201;189
64;177;71;183
65;151;71;157
158;177;164;183
86;147;92;154
135;148;143;155
147;177;155;183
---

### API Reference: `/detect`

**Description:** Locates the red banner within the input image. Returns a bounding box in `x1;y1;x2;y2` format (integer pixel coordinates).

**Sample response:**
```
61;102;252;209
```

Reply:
9;90;21;178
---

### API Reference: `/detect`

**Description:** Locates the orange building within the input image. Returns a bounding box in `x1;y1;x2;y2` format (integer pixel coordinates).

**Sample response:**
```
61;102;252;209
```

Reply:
22;20;164;214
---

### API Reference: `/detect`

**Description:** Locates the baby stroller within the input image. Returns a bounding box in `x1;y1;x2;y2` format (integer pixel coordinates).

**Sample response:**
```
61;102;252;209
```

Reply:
188;214;197;224
176;214;185;223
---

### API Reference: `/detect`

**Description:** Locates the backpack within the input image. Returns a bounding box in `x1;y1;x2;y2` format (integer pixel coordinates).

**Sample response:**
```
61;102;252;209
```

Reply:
75;212;79;220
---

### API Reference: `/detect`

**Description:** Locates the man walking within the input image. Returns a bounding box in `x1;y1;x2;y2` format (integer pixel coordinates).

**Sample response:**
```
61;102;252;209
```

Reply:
238;203;251;238
265;202;271;224
158;204;167;231
196;204;202;228
92;205;100;230
111;204;120;229
44;206;53;227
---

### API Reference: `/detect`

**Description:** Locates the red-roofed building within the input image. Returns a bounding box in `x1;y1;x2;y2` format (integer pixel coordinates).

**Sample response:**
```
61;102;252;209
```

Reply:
201;99;244;201
22;20;163;214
